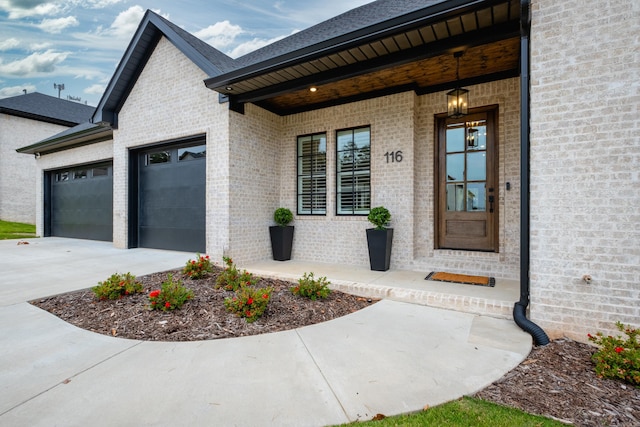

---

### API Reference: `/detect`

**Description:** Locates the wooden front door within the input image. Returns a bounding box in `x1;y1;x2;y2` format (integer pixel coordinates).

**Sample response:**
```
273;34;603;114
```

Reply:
436;107;498;251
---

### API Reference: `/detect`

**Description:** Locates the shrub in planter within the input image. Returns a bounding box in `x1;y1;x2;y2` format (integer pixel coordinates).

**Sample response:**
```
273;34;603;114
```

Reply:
270;207;294;261
273;207;293;227
92;272;143;300
366;206;393;271
367;206;391;230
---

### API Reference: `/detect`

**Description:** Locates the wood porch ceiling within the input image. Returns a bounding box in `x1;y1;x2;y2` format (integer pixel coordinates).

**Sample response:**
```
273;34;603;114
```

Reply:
208;0;522;116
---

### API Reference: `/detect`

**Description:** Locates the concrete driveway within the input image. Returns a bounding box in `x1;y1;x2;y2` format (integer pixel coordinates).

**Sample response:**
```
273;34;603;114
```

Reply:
0;237;531;426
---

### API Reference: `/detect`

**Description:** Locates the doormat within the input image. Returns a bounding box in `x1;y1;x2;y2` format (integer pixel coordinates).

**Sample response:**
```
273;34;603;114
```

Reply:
425;271;495;287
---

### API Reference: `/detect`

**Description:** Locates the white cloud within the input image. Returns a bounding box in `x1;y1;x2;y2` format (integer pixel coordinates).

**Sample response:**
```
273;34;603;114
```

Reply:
107;5;146;39
194;20;243;50
0;84;37;98
30;41;51;50
229;32;296;58
0;0;60;19
37;16;79;34
101;6;168;40
85;0;125;9
83;83;105;95
0;49;69;76
0;37;20;51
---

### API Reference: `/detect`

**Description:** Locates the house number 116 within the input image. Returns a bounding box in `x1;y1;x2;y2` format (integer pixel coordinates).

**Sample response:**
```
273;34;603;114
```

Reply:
384;150;403;163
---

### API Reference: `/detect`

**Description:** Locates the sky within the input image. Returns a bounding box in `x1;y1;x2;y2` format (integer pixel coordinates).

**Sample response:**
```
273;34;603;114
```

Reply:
0;0;374;106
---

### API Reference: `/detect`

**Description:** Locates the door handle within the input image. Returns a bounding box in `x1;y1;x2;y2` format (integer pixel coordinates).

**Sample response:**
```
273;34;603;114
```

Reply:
488;195;494;213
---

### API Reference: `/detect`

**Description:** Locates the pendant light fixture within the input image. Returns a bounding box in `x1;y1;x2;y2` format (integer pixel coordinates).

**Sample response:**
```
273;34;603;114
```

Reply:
447;51;469;118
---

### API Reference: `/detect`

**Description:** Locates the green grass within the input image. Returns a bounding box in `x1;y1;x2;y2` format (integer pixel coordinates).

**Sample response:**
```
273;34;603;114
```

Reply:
335;397;564;427
0;220;37;240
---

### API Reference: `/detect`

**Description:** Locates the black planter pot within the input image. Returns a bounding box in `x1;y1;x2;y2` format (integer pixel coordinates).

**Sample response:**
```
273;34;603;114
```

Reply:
366;228;393;271
269;225;294;261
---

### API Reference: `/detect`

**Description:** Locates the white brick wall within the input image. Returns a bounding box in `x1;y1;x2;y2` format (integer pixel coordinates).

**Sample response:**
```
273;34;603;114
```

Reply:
278;92;416;268
231;79;522;280
0;114;68;224
529;0;640;341
115;37;227;253
227;104;281;264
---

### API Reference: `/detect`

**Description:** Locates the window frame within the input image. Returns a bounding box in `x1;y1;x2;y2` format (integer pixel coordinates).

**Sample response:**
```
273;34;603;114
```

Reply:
296;132;327;215
335;125;371;216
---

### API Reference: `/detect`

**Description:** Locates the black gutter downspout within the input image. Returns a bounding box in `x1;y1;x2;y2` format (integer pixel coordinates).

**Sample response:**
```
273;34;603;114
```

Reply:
514;0;550;346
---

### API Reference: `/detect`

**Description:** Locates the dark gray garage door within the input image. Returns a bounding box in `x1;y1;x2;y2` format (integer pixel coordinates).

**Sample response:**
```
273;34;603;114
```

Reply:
138;141;206;252
49;163;113;241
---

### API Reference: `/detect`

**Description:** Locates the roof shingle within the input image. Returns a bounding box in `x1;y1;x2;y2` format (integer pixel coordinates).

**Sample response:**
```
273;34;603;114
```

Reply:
0;92;95;125
233;0;445;68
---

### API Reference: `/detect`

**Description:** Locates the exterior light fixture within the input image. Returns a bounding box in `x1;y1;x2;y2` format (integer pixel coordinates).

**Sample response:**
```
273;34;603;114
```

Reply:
309;87;317;92
467;125;478;148
447;51;468;118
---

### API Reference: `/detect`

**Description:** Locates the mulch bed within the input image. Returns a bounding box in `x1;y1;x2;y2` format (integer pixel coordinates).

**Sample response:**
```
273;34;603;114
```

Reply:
475;338;640;426
30;267;376;341
30;268;640;426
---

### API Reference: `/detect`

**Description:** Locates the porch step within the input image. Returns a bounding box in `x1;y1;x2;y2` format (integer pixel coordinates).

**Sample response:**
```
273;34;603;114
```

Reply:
243;260;518;321
329;279;515;320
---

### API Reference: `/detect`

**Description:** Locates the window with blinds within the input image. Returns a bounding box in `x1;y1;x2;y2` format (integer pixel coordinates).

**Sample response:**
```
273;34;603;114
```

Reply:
336;126;370;215
297;133;327;215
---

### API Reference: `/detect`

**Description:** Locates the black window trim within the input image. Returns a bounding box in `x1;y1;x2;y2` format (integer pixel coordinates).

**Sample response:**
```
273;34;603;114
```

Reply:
335;125;371;216
296;131;327;216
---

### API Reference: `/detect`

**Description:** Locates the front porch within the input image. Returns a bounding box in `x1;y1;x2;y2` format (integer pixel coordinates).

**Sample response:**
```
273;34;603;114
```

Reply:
243;260;519;320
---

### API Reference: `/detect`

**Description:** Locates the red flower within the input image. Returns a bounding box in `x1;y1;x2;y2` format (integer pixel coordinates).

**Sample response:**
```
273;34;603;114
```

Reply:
119;281;125;287
205;255;210;259
263;294;269;299
149;290;160;298
247;297;254;305
165;302;171;308
615;347;624;353
191;260;196;265
245;311;251;317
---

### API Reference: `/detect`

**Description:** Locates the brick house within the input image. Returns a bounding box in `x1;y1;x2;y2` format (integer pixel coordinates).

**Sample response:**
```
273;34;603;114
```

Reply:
0;92;93;224
19;0;639;342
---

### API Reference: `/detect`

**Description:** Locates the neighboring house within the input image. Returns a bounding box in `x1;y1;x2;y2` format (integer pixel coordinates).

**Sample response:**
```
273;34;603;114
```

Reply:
0;92;94;224
18;0;639;342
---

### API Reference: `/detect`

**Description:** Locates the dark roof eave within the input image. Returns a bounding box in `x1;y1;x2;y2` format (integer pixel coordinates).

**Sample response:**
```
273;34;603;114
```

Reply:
17;125;113;155
92;10;231;126
204;0;502;90
0;107;78;127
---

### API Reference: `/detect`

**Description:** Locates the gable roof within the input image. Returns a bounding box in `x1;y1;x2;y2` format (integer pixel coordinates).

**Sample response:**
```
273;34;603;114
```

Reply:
93;0;521;122
0;92;94;126
92;9;234;127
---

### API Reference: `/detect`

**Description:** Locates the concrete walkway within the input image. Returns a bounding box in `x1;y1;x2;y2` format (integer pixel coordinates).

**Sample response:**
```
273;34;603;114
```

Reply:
0;238;531;426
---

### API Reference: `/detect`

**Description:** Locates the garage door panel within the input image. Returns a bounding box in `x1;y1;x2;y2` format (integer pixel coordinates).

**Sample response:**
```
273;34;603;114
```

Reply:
139;226;205;252
140;206;205;227
138;141;205;252
49;164;113;241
